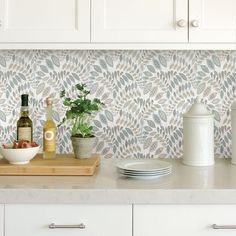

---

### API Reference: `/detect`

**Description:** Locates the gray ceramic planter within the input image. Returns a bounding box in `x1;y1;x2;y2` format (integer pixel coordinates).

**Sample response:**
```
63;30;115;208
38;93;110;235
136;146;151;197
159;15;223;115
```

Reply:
71;136;96;159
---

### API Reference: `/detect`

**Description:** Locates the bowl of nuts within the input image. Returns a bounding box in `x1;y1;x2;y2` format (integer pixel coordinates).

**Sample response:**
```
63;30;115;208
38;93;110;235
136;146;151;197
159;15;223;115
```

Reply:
0;140;39;165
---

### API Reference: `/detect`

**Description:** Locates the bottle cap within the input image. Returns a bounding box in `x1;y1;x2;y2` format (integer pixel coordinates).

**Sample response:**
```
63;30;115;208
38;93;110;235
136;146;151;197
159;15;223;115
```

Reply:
46;97;53;105
21;94;28;106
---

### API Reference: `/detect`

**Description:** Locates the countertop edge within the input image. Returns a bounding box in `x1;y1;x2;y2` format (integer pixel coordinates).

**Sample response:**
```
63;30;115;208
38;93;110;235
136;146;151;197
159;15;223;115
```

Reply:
0;189;235;204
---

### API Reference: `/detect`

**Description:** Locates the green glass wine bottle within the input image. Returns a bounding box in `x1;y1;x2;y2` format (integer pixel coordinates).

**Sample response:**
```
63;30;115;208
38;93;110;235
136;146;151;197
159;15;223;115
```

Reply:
17;94;33;141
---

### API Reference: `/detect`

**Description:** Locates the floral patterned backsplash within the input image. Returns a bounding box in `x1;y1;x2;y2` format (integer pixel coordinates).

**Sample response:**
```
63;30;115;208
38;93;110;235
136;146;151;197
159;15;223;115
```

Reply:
0;50;235;158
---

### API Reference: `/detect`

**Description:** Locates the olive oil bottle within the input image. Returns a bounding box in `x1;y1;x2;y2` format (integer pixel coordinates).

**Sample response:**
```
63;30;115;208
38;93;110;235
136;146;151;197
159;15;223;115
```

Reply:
43;97;56;159
17;94;33;141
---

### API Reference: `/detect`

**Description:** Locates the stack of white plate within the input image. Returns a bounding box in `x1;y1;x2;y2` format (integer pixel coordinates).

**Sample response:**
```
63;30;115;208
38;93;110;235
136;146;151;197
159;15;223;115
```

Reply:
116;159;172;179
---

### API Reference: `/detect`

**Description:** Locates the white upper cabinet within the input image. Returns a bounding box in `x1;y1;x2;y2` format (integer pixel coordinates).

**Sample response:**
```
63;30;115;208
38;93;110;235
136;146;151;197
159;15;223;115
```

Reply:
0;0;90;43
189;0;236;43
91;0;188;43
0;0;235;48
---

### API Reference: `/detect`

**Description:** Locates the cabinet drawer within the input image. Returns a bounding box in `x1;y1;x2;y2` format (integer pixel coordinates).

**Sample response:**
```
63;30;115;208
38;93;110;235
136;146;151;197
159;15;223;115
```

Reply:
5;204;132;236
134;205;236;236
0;205;3;236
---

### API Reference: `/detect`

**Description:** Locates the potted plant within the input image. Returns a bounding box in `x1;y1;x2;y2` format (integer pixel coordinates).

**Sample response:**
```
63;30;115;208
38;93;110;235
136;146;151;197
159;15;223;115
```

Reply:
59;83;104;159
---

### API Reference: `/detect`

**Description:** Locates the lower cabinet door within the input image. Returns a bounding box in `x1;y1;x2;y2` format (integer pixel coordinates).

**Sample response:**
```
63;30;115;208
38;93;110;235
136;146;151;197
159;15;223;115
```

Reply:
134;205;236;236
5;204;132;236
0;205;3;236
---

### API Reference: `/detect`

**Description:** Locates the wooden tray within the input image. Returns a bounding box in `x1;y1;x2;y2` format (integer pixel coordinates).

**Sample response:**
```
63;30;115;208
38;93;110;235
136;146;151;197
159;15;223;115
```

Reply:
0;154;100;176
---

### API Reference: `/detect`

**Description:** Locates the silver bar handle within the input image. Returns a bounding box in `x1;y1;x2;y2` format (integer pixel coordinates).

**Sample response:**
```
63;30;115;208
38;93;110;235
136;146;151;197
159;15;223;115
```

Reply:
212;224;236;229
49;223;86;229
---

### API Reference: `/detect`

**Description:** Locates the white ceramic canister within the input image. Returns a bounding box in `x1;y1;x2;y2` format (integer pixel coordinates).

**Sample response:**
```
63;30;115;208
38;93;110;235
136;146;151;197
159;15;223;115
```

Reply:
231;101;236;164
183;97;214;166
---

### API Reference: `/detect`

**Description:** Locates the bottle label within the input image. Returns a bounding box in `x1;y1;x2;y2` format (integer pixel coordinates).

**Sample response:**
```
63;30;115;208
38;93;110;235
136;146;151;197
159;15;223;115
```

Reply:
43;128;56;152
18;127;32;141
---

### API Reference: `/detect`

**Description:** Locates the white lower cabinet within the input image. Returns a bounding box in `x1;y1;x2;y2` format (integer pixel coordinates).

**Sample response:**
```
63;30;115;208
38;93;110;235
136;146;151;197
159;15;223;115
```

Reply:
6;204;236;236
134;205;236;236
5;204;132;236
0;205;3;236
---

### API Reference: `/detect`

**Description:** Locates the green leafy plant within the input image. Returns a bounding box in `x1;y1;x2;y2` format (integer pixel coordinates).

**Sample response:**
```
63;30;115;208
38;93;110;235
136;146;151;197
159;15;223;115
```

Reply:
58;83;104;137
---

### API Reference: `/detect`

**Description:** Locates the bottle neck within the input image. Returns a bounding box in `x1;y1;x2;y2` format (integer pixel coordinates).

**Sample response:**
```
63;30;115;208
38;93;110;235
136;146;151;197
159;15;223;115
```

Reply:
46;105;53;120
20;106;29;117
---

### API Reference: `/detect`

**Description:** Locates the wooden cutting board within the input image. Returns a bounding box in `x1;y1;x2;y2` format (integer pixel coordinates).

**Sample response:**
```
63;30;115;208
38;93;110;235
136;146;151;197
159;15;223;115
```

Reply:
0;154;100;176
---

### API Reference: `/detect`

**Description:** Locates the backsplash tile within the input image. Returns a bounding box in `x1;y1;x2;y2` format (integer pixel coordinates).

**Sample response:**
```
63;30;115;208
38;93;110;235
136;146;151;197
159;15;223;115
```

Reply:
0;50;235;158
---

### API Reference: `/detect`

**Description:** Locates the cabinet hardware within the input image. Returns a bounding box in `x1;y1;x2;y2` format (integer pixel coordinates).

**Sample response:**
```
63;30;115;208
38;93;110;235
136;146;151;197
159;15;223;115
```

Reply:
177;19;186;27
49;223;86;229
212;224;236;229
191;20;199;27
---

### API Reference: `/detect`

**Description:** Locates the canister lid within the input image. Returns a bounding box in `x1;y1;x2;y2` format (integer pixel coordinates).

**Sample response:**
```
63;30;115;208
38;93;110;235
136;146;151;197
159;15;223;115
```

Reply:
183;97;213;118
231;101;236;110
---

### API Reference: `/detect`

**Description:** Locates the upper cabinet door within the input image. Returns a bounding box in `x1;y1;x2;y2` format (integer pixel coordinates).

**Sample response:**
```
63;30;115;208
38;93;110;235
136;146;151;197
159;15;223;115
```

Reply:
0;0;90;43
189;0;236;43
91;0;188;43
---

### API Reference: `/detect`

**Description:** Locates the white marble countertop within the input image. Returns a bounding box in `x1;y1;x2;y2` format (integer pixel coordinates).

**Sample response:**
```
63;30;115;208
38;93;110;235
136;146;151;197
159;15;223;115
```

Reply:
0;158;236;204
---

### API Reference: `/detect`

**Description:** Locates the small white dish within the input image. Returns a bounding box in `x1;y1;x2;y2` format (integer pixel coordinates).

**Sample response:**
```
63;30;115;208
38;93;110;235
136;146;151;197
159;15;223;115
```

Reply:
121;172;171;179
0;144;39;165
117;168;171;175
116;159;172;179
123;172;171;177
117;159;172;172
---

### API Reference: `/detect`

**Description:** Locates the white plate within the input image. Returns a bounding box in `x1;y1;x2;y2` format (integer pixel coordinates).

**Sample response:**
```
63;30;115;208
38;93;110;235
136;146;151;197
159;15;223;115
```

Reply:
116;159;172;172
120;170;171;176
122;172;171;177
118;166;172;172
117;168;171;175
117;164;171;171
120;172;171;179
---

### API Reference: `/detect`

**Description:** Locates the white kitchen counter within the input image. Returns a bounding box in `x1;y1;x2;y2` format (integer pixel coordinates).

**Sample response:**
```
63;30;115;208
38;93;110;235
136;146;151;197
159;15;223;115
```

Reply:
0;158;235;204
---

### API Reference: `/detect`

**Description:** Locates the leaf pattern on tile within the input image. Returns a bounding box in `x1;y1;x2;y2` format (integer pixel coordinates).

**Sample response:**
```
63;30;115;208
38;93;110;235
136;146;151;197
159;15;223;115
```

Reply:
88;51;143;158
0;50;235;158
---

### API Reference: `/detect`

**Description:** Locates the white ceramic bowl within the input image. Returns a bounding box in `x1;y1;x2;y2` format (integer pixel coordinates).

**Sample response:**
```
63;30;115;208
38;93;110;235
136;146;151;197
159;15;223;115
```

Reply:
0;145;39;165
